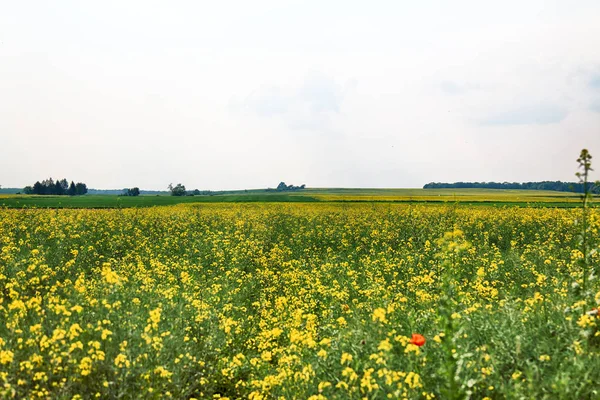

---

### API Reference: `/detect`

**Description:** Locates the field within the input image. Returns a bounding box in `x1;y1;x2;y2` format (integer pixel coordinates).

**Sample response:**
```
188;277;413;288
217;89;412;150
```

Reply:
0;188;592;209
1;202;599;399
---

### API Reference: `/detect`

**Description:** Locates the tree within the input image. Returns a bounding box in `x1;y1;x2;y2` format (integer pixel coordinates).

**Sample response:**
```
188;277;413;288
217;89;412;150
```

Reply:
67;181;76;196
54;181;65;195
122;187;140;196
75;183;88;196
275;182;305;191
41;178;54;195
168;183;186;196
33;181;43;195
59;179;69;192
25;178;87;196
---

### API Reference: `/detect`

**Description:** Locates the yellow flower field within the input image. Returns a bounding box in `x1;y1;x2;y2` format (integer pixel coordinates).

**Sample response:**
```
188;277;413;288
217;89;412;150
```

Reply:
0;203;599;399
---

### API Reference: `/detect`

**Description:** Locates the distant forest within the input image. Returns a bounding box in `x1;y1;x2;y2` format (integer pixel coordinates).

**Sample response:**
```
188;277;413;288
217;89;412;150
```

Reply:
423;181;600;194
23;178;88;196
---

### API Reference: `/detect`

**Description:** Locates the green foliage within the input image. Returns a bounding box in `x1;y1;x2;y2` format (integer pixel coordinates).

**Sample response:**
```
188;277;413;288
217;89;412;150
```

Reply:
75;182;88;196
274;182;306;192
25;178;86;196
424;180;600;194
575;149;599;296
67;181;77;196
121;187;140;197
168;183;186;197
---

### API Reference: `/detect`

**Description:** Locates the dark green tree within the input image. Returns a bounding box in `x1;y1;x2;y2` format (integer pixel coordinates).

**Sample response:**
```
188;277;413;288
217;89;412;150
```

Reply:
122;187;140;196
75;183;88;196
67;181;76;196
59;179;69;192
33;181;43;195
54;181;64;195
168;183;186;196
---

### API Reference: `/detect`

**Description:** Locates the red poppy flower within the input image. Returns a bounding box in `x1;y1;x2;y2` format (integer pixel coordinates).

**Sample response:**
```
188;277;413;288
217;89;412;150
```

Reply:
410;333;426;347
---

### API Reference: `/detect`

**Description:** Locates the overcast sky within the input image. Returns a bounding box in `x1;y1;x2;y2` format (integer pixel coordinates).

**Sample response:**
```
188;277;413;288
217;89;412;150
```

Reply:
1;1;599;190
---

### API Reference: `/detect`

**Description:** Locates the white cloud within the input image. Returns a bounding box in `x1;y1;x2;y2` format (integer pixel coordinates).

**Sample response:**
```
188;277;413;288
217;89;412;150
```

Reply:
234;72;356;133
479;104;569;126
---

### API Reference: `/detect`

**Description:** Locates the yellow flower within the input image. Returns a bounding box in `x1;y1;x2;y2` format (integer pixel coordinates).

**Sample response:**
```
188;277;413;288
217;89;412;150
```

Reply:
101;263;121;285
341;352;353;365
115;353;130;368
68;323;83;340
577;314;596;329
404;343;420;354
79;357;93;376
271;327;283;338
260;351;272;362
154;366;172;378
372;308;388;323
341;367;357;381
147;307;162;331
318;381;331;392
405;372;422;389
71;305;83;313
101;329;113;340
69;341;84;353
0;350;14;365
378;339;393;352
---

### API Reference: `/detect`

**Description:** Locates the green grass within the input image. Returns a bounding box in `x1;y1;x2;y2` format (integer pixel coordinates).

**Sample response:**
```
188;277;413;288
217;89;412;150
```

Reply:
0;193;321;208
0;188;593;209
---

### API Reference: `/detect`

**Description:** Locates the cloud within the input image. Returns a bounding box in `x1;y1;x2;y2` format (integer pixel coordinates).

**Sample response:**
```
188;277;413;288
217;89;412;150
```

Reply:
236;72;355;131
439;81;481;95
590;98;600;113
243;85;289;117
567;68;600;113
589;74;600;89
479;103;569;126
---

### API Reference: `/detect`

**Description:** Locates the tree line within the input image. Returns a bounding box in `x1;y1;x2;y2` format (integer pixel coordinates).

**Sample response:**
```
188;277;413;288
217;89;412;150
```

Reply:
423;181;600;194
167;182;306;196
167;184;222;196
23;178;88;196
271;182;306;192
120;187;140;197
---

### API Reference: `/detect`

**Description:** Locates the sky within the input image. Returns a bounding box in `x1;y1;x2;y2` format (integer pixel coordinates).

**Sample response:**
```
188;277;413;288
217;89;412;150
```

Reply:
1;0;600;190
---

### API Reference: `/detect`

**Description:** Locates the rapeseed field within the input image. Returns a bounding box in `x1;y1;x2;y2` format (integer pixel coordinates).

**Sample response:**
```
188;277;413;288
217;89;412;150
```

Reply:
1;203;599;399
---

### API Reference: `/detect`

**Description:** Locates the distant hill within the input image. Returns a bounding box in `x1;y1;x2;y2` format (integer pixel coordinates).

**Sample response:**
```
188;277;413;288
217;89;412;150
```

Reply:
0;188;21;194
423;181;599;194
